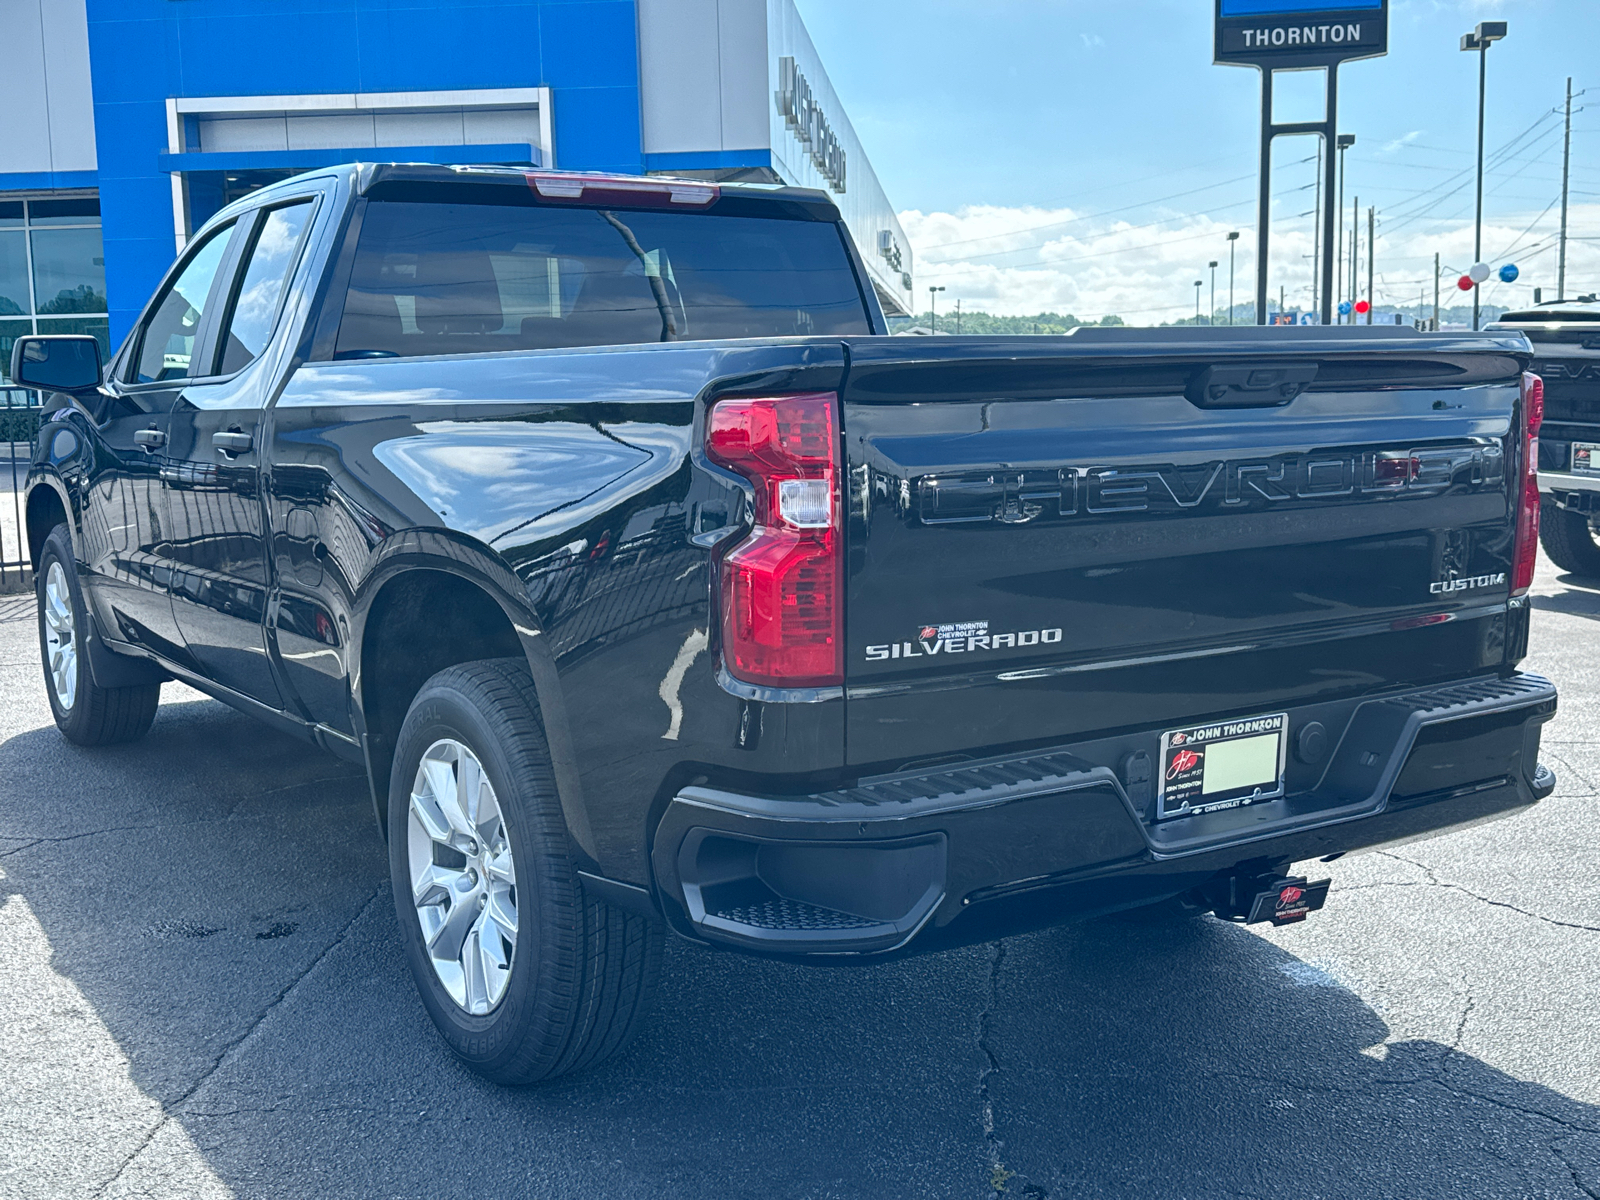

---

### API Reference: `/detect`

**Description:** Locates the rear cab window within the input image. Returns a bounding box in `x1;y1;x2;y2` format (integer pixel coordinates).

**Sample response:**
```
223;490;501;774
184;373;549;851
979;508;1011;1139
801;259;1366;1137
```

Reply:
333;194;872;360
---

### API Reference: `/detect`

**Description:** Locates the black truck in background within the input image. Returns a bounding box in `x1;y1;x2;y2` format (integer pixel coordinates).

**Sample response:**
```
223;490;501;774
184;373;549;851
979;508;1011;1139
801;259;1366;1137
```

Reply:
1488;299;1600;574
14;164;1556;1084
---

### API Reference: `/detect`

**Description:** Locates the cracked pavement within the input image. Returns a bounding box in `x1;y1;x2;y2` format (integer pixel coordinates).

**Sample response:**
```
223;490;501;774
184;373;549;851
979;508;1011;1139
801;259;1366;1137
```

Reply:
1;550;1598;1199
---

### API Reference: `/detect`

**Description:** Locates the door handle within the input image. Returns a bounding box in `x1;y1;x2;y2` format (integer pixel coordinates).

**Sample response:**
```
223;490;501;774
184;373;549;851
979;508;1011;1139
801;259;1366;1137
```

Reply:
134;427;165;449
213;431;253;453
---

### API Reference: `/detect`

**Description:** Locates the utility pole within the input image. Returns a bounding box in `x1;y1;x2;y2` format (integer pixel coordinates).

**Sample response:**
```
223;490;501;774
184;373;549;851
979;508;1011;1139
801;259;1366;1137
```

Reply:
1280;285;1286;322
1349;195;1359;324
1366;206;1375;324
1462;21;1508;330
1227;232;1240;325
1208;261;1218;325
928;285;944;333
1311;139;1323;318
1195;280;1203;324
1440;251;1452;331
1559;76;1573;301
955;298;962;335
1336;135;1354;320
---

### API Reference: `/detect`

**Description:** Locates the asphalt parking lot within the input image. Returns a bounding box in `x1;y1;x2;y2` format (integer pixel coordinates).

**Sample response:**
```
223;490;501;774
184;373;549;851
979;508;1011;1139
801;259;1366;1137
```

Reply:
1;557;1597;1200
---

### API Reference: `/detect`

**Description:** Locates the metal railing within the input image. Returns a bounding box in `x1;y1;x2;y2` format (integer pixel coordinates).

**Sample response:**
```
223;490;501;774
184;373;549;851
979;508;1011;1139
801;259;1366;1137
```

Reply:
2;387;38;588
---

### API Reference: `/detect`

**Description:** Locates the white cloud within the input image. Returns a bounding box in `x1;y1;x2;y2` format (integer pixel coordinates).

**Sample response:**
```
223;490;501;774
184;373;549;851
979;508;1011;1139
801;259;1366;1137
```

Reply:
901;199;1600;321
1382;131;1425;154
1079;32;1105;48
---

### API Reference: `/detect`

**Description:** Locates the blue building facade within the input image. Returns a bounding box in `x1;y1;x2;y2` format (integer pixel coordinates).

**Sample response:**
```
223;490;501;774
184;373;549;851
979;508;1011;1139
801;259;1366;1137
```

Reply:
0;0;912;377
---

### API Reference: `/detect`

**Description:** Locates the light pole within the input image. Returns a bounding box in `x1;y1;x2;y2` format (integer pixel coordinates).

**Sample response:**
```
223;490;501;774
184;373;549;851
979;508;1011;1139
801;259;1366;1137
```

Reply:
1227;232;1239;324
1335;134;1354;321
1461;20;1507;330
1208;261;1218;325
1194;280;1203;325
928;285;945;334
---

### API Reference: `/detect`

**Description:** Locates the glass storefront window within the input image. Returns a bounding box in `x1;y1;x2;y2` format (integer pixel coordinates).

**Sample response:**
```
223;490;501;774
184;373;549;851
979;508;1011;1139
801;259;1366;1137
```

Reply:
0;196;107;401
36;316;111;368
0;231;27;316
32;228;107;314
29;197;100;225
1;318;31;385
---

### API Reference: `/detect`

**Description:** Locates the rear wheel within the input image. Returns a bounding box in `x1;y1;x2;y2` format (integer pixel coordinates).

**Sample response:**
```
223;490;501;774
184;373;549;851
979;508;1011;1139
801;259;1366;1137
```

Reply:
36;525;161;746
1538;501;1600;577
388;658;662;1084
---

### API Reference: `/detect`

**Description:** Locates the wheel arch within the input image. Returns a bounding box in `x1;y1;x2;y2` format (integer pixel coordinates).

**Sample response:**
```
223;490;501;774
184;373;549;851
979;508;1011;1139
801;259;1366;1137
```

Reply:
350;531;596;866
24;476;72;572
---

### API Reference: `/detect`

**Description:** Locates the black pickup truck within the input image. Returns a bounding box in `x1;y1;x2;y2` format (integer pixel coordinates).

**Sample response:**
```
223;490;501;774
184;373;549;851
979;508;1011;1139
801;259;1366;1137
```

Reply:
14;164;1556;1084
1488;299;1600;574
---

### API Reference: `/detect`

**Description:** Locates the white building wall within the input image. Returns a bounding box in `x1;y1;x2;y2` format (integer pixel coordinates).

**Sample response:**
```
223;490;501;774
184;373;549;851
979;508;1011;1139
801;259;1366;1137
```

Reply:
0;0;97;178
638;0;914;315
764;0;913;315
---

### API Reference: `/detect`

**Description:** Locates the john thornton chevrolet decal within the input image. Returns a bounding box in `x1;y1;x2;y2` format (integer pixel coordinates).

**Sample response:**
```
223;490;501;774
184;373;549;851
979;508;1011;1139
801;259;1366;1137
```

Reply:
864;620;1064;661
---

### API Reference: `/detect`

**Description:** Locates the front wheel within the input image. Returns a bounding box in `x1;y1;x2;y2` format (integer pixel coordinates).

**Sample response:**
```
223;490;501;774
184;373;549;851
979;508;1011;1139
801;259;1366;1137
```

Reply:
1538;501;1600;577
388;658;662;1084
36;525;161;746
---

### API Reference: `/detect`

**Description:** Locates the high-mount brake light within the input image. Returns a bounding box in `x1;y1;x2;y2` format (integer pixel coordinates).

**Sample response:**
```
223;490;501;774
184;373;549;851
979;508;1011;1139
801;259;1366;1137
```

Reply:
525;172;719;207
705;392;842;688
1512;372;1544;597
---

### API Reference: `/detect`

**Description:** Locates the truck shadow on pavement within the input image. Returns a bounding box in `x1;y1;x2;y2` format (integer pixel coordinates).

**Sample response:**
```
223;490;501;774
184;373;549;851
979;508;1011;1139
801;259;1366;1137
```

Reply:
1532;571;1600;623
2;694;1598;1200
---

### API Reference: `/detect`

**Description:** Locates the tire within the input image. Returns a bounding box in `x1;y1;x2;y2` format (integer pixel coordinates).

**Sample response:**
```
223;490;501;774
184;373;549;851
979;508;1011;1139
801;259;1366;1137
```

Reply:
1538;501;1600;577
36;525;161;746
388;657;663;1085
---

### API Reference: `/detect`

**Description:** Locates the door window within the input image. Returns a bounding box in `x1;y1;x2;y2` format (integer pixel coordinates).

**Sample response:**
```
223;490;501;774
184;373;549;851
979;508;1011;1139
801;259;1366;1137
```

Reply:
216;201;315;375
129;222;236;384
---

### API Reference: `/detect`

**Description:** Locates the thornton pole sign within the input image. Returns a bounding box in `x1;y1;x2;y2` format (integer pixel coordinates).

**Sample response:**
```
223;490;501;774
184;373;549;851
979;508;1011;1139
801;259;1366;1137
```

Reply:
1215;0;1389;324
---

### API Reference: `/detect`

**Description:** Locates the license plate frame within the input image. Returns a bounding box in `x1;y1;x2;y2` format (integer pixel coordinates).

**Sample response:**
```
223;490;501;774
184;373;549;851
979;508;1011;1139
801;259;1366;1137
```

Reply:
1573;443;1600;473
1157;711;1288;820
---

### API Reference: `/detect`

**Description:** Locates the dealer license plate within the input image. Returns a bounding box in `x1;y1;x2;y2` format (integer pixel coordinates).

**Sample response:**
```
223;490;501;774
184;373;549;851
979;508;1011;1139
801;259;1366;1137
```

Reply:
1573;443;1600;473
1157;712;1288;820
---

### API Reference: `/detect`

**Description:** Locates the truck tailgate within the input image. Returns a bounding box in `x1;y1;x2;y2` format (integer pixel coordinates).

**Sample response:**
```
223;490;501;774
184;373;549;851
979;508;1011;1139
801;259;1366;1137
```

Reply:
841;331;1531;768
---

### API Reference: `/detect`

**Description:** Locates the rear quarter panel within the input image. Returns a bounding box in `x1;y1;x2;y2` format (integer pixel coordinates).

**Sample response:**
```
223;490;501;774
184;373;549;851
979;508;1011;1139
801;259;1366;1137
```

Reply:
268;340;848;882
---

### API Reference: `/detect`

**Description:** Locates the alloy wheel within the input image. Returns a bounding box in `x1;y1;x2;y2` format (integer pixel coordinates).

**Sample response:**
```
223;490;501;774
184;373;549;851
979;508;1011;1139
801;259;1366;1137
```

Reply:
42;562;77;712
407;738;519;1015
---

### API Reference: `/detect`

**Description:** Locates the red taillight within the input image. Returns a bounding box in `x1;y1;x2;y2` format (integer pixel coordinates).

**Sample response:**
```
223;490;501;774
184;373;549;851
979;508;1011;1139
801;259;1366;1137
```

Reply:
1512;372;1544;597
706;392;842;688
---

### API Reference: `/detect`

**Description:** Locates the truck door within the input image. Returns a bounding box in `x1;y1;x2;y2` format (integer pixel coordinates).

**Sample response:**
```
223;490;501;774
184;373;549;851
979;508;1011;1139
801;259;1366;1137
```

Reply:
78;220;243;662
163;199;316;708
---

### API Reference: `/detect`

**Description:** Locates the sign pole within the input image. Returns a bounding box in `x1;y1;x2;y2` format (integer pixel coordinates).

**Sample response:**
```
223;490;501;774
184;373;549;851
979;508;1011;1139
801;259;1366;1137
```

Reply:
1218;1;1388;328
1256;71;1273;325
1319;68;1339;324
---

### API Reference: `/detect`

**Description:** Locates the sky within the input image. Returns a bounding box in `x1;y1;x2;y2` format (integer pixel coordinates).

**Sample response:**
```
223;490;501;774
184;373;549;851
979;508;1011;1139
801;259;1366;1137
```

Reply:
793;0;1599;322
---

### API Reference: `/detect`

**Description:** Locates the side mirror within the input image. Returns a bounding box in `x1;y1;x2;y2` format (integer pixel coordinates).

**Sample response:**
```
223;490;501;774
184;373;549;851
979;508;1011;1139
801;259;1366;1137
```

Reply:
9;335;103;394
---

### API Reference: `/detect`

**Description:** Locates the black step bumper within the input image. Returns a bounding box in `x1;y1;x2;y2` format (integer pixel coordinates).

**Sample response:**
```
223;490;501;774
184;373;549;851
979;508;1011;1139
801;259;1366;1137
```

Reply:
650;673;1557;956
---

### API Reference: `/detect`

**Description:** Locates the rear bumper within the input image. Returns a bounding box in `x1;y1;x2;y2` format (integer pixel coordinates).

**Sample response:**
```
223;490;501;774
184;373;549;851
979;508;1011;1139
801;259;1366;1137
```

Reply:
1540;470;1600;498
650;672;1557;956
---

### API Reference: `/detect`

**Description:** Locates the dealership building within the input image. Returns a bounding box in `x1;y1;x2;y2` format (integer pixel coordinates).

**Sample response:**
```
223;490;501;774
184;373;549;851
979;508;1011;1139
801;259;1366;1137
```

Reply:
0;0;914;376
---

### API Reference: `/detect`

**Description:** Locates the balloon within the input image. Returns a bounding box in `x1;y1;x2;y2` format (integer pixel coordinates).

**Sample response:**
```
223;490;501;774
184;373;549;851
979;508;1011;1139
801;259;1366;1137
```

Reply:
1338;300;1352;315
1499;263;1519;283
1469;262;1491;283
1354;299;1370;314
1458;275;1475;291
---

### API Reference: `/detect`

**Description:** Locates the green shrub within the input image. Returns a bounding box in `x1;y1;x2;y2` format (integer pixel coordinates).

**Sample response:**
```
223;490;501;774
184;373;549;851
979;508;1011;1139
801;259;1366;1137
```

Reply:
0;408;41;445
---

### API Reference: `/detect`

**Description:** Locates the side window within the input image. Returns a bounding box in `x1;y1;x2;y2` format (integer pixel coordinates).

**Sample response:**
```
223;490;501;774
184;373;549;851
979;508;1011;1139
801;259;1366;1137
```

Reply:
216;201;315;375
130;222;236;384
